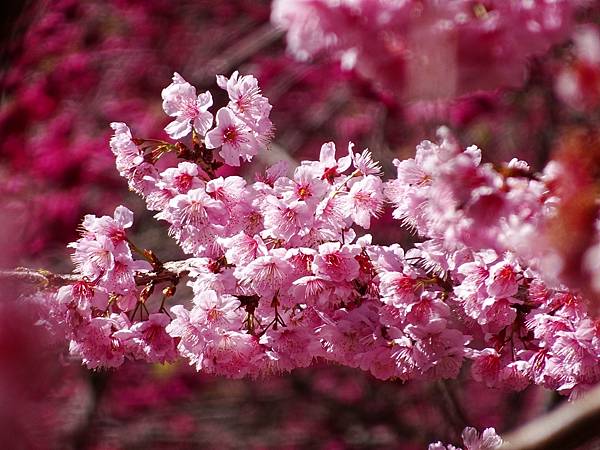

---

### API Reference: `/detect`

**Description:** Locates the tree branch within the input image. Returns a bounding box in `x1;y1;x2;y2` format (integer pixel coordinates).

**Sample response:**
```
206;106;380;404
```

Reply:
0;268;79;288
500;383;600;450
0;260;192;291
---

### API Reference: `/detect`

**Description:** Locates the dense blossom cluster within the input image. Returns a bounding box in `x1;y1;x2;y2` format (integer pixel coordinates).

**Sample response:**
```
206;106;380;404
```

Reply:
30;72;600;409
272;0;580;98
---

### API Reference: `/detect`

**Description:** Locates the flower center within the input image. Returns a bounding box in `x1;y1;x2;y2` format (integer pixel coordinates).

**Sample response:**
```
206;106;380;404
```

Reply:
223;126;238;143
297;185;311;199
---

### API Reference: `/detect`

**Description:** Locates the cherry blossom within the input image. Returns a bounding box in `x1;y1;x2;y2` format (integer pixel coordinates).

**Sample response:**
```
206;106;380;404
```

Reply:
162;72;213;139
205;107;260;166
428;427;502;450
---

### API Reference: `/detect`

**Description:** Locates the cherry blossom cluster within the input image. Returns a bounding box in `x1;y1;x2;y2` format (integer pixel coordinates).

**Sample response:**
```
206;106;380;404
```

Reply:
0;0;275;255
385;128;600;397
30;72;600;402
161;71;273;166
272;0;578;98
36;205;177;369
384;128;556;276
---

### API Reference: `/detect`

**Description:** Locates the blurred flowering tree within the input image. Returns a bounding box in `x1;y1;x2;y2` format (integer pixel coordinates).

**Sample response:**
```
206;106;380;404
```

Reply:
4;1;600;450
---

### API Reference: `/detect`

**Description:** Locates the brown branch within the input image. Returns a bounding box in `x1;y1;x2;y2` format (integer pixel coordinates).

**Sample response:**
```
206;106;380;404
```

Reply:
0;261;191;291
500;383;600;450
0;268;79;287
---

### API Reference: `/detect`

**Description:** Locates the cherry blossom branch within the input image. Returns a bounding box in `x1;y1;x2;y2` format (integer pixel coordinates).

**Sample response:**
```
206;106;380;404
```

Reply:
22;69;600;410
500;384;600;450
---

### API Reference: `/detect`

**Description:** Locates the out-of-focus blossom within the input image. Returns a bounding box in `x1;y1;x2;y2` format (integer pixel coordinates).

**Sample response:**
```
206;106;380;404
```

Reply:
273;0;579;99
556;24;600;110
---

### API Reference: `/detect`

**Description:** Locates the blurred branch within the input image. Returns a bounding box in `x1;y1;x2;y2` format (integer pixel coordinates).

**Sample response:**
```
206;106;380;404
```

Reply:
0;260;191;291
434;380;469;442
0;268;79;288
191;23;283;84
71;370;110;450
500;383;600;450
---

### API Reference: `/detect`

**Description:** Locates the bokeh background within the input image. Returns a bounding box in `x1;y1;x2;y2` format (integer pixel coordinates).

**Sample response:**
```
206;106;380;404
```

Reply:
2;1;600;449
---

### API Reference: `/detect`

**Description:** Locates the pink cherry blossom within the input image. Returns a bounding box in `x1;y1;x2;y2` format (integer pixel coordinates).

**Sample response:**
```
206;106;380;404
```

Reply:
191;290;241;329
461;427;503;450
486;257;520;298
303;141;352;184
110;122;144;178
342;175;384;229
115;313;177;363
162;72;213;139
205;107;260;166
428;426;502;450
352;148;381;176
159;162;204;194
69;314;129;369
312;242;360;282
234;248;294;298
161;187;228;229
216;71;273;140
